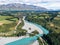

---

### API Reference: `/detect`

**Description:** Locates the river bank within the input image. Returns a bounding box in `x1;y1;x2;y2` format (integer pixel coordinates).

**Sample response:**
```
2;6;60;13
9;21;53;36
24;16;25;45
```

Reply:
22;16;43;34
0;16;49;45
0;36;27;45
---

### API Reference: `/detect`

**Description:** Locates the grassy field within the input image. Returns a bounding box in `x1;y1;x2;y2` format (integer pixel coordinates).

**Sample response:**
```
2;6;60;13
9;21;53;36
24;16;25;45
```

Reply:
0;15;18;33
0;16;18;24
0;15;27;37
0;16;13;24
0;16;13;20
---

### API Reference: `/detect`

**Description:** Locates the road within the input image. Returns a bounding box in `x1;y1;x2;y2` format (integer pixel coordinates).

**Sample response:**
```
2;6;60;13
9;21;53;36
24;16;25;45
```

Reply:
15;18;22;30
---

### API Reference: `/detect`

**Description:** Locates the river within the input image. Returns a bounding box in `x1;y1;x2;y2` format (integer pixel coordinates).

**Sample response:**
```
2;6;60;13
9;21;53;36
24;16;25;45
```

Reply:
5;16;49;45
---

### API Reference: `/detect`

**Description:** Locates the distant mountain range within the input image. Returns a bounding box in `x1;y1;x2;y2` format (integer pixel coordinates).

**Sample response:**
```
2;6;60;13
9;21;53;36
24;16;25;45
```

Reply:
0;3;47;11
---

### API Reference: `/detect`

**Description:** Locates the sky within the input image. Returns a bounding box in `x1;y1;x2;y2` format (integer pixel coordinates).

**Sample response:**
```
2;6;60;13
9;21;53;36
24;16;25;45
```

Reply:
0;0;60;10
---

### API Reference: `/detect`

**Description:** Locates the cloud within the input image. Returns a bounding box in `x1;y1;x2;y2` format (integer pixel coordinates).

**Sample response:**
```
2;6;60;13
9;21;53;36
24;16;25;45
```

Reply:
33;2;60;9
0;0;60;10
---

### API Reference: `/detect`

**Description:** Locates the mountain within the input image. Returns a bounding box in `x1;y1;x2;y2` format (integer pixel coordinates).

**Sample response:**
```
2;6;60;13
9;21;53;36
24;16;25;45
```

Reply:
0;3;47;11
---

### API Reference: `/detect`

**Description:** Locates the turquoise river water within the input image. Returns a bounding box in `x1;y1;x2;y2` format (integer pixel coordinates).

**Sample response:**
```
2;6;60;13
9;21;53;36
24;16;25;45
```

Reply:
5;20;49;45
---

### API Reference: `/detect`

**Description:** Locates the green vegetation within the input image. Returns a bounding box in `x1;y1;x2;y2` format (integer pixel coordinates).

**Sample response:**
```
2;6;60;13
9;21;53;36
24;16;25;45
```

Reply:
29;30;39;36
0;16;13;24
0;11;60;45
15;20;27;37
0;15;18;36
0;12;27;37
25;12;60;45
37;38;43;45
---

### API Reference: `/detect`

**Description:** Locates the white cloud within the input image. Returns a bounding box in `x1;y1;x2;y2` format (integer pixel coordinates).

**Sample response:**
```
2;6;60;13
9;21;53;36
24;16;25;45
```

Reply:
33;2;60;9
0;0;60;10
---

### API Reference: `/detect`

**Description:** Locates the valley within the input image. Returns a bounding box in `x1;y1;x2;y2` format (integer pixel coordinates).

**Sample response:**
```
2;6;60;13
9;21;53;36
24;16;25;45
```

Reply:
0;11;60;45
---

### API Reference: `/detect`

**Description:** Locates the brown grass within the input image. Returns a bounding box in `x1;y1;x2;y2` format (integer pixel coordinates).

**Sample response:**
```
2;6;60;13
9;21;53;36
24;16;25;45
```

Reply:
0;22;3;25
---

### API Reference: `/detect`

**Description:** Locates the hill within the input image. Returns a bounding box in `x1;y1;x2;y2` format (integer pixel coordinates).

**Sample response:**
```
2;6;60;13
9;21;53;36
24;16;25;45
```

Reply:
0;3;47;11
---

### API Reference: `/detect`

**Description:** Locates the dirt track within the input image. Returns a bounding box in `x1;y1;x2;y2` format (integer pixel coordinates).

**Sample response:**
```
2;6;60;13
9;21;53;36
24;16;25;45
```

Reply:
0;22;3;25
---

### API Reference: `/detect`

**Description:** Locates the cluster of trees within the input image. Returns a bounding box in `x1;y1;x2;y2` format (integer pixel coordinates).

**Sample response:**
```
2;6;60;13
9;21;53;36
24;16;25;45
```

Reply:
29;30;39;36
42;33;60;45
25;12;60;45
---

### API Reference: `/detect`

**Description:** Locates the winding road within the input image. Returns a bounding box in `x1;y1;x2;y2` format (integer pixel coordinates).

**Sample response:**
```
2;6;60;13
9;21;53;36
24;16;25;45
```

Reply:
15;18;22;30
